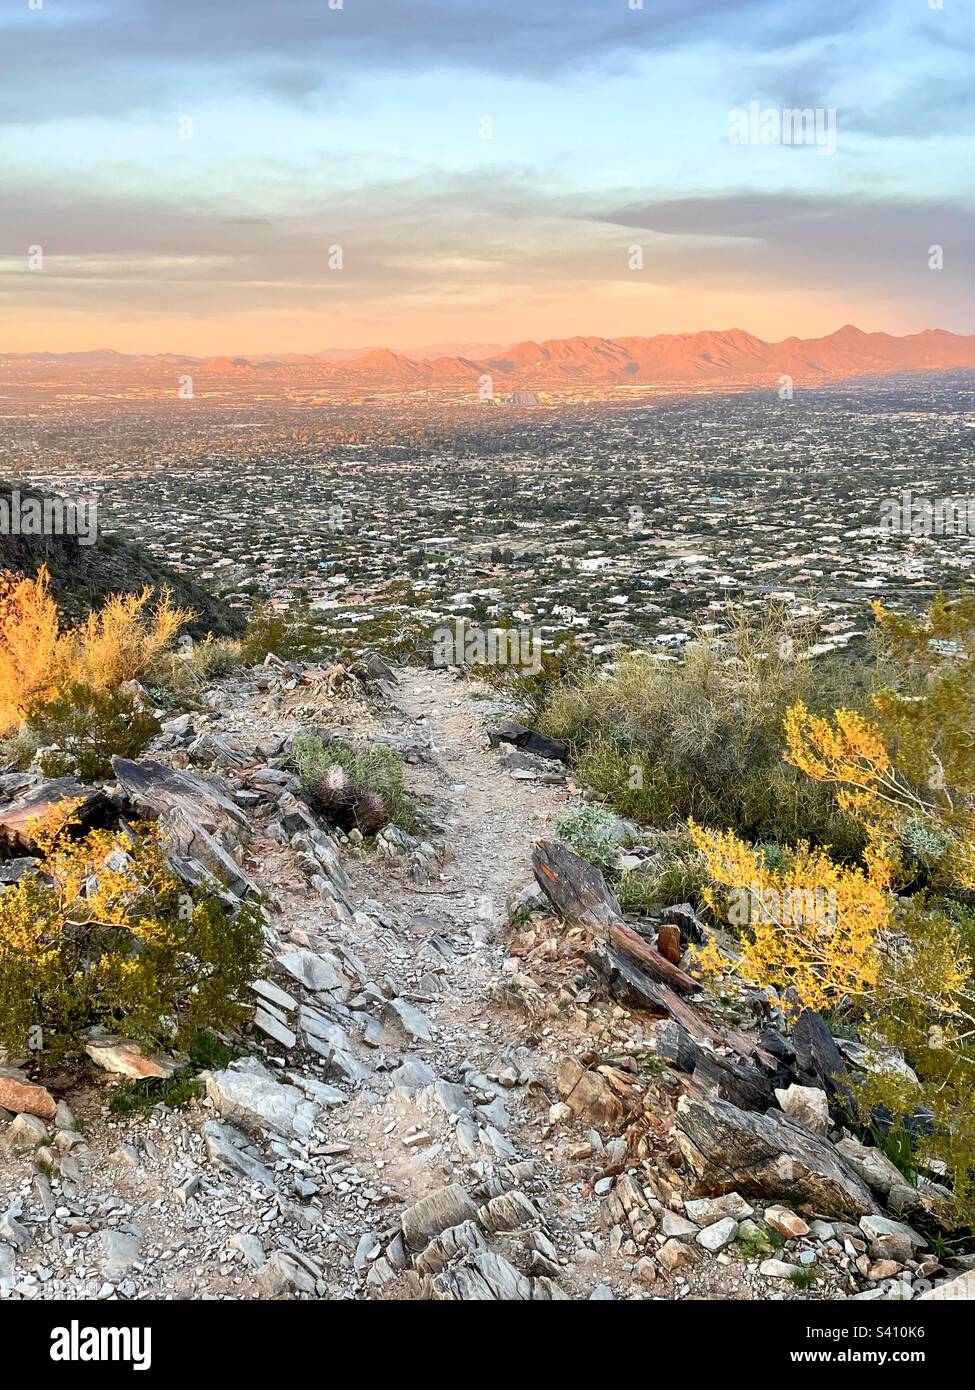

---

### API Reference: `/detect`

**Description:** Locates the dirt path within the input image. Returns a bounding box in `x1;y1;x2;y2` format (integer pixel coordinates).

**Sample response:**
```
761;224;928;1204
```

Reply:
0;664;869;1303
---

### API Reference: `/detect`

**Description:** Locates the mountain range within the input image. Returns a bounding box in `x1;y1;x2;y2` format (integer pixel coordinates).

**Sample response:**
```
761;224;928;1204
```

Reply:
6;326;975;389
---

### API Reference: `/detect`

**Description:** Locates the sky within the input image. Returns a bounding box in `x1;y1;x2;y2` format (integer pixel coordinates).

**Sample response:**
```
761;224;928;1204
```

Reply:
0;0;972;354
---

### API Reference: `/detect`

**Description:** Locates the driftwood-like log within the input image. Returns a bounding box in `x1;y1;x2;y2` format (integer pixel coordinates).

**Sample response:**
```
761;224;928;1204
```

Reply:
590;946;711;1036
532;838;623;932
676;1094;877;1218
656;1021;781;1112
489;722;569;763
606;919;697;994
533;840;791;1081
532;840;697;994
0;778;115;855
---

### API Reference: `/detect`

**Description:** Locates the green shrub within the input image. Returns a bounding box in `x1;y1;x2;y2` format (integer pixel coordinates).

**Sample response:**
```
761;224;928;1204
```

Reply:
541;607;870;851
850;899;975;1226
241;599;324;665
144;637;242;707
108;1030;237;1115
0;816;263;1065
554;803;628;869
737;1221;781;1260
0;724;39;771
472;626;591;725
291;732;418;833
28;682;159;782
186;636;243;679
613;825;710;914
900;818;954;876
320;609;435;666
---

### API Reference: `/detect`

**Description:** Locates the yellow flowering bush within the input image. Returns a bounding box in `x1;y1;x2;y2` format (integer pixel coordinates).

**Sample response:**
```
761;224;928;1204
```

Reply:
0;805;262;1063
0;566;192;734
688;822;890;1013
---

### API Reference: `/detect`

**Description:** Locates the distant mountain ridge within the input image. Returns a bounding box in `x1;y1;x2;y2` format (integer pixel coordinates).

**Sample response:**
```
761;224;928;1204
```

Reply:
5;326;975;388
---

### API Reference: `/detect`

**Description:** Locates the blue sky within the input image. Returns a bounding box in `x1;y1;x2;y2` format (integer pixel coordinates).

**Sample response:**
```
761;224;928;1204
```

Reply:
0;0;971;352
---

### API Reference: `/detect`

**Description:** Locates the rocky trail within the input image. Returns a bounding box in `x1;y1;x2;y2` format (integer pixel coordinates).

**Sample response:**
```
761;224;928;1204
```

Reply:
0;660;971;1302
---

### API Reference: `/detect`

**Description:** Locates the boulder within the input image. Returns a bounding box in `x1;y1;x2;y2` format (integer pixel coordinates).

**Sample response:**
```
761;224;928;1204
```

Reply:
86;1036;175;1080
203;1121;278;1190
657;1238;700;1272
4;1113;50;1156
425;1250;552;1300
917;1270;975;1300
99;1229;144;1282
402;1183;479;1252
765;1205;810;1239
774;1083;831;1135
859;1213;925;1255
205;1058;319;1140
487;722;569;763
0;1076;56;1121
697;1216;739;1251
0;778;115;854
0;857;43;884
834;1136;918;1207
112;757;246;833
162;806;259;899
255;1250;317;1297
414;1221;486;1277
277;949;351;999
478;1191;540;1234
381;997;434;1044
556;1057;625;1129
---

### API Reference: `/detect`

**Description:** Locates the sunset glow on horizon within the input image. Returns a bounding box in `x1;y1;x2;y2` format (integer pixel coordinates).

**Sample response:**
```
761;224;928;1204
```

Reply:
1;0;972;355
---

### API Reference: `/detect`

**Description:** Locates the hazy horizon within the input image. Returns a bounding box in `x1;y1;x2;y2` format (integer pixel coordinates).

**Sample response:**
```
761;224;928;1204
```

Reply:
6;322;975;363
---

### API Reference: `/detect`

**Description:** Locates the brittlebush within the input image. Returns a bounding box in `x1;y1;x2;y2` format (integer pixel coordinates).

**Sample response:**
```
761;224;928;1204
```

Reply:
0;568;193;735
706;593;975;1226
688;822;890;1012
0;805;262;1063
784;593;975;889
0;567;60;731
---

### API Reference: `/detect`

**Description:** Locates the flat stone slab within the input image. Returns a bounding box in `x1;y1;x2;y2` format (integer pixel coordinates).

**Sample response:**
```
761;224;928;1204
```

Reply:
205;1057;319;1139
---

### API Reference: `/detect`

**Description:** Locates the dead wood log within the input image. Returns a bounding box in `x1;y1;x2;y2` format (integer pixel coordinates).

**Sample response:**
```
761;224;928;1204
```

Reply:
607;919;697;995
489;722;569;763
532;838;622;932
0;778;116;855
676;1093;877;1218
532;839;696;993
589;945;711;1035
655;1020;782;1112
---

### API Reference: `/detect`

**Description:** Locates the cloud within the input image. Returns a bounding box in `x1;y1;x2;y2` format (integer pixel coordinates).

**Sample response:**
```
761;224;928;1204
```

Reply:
846;73;975;139
3;170;971;334
0;0;885;122
594;190;974;300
